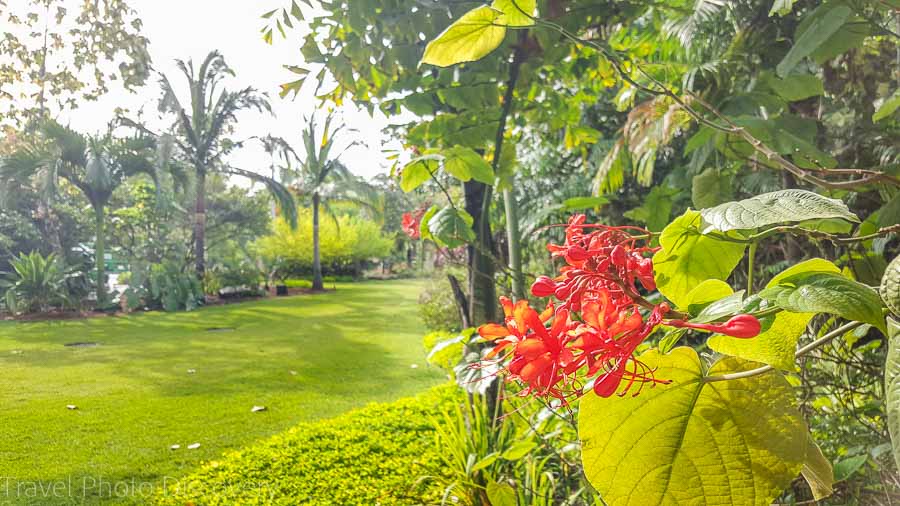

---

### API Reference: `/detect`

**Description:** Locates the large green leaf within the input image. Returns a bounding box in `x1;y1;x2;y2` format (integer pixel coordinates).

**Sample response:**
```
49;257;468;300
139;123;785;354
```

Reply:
491;0;535;26
802;435;834;500
623;185;677;232
709;259;841;370
579;347;808;505
400;155;441;192
653;210;747;308
691;169;733;209
874;89;900;122
427;206;476;248
768;74;825;102
421;6;507;67
881;254;900;317
760;272;887;332
777;4;851;77
486;481;516;506
699;189;858;233
443;146;494;184
886;317;900;472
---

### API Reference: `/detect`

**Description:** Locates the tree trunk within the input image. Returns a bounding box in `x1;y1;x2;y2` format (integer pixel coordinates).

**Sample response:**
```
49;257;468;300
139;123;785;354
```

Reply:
312;192;324;290
464;180;497;325
94;206;107;307
503;187;525;300
194;169;207;278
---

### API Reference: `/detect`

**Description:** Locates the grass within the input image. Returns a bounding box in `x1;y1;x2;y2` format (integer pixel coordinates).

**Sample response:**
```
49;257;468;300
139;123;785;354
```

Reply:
0;280;443;505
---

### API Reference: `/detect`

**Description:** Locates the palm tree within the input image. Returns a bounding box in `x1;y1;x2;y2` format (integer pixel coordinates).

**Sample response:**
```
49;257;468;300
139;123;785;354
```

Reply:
150;50;296;277
284;113;373;290
1;120;160;306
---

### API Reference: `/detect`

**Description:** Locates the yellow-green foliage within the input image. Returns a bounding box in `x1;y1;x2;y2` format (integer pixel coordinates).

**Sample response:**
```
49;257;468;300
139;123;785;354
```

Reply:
156;385;460;505
255;209;394;269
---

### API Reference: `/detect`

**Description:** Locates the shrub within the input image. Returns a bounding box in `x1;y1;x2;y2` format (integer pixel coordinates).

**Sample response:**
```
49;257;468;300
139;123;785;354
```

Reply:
156;385;461;505
255;212;394;278
123;260;203;312
204;261;263;297
418;269;464;332
0;251;73;313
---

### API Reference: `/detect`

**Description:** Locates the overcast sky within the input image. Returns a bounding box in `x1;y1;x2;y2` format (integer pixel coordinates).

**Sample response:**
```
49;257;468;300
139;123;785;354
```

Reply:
57;0;403;181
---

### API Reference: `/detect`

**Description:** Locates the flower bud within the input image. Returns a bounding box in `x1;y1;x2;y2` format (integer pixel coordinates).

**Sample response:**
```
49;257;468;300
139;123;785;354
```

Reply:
531;276;557;298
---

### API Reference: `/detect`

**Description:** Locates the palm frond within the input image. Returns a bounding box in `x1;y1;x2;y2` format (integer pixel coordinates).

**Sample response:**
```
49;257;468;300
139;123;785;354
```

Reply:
224;166;297;228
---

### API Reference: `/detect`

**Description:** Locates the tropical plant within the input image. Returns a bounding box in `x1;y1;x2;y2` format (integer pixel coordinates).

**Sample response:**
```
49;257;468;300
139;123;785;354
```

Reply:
266;0;900;502
0;251;71;314
0;120;160;306
123;260;203;313
280;112;378;290
254;211;393;280
134;50;297;277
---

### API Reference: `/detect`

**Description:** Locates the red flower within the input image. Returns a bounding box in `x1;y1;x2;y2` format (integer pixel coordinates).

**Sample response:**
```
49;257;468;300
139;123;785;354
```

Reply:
478;214;761;403
401;209;425;239
535;214;657;311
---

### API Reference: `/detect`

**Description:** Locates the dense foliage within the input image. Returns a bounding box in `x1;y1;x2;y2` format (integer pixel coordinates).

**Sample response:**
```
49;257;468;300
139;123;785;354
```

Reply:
156;385;460;505
265;0;900;502
255;213;394;280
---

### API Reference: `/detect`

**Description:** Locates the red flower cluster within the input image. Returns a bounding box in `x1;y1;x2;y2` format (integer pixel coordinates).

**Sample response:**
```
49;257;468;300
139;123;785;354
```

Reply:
478;214;761;402
401;209;426;239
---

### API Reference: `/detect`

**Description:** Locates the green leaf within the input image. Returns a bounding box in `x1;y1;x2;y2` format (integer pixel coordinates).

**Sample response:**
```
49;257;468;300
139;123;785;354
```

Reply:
562;196;609;211
802;436;834;500
486;481;517;506
709;258;841;370
692;291;747;324
680;279;734;314
472;452;500;471
579;347;808;505
421;6;507;67
769;0;797;16
874;89;900;122
882;254;900;317
833;455;867;482
760;272;887;332
885;317;900;472
657;327;687;354
400;155;441;192
711;311;812;371
777;4;851;77
419;205;439;242
491;0;535;27
622;185;678;232
699;189;858;233
653;210;747;308
770;74;825;102
427;207;476;248
691;169;733;209
501;440;537;460
443;146;494;185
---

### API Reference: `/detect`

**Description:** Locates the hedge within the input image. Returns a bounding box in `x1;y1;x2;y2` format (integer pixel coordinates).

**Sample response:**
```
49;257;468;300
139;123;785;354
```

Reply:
156;385;459;505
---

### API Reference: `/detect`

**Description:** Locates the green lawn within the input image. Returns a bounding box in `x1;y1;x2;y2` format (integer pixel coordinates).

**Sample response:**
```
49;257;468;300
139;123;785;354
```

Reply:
0;280;443;505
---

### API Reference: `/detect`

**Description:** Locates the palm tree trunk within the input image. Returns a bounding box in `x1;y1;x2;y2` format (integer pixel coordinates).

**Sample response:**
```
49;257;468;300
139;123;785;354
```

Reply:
194;168;207;277
312;192;324;290
94;206;107;307
503;187;525;300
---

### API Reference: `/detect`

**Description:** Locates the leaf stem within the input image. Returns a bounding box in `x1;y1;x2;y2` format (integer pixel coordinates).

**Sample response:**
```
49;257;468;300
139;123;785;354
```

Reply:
703;320;864;383
747;242;757;296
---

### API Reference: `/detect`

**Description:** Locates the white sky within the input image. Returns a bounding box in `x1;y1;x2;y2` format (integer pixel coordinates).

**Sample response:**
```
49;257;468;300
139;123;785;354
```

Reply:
54;0;404;181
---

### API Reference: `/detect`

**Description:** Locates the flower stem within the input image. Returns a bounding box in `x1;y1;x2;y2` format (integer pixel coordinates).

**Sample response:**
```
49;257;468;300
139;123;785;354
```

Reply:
703;320;864;383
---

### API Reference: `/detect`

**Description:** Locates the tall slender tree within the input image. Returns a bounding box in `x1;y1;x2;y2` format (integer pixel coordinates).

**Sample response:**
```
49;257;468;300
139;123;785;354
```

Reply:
0;120;159;305
149;51;296;277
283;113;371;291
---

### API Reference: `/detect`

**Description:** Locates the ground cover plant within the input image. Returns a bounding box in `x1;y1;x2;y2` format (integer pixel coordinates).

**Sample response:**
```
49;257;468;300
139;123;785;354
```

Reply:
155;385;460;505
